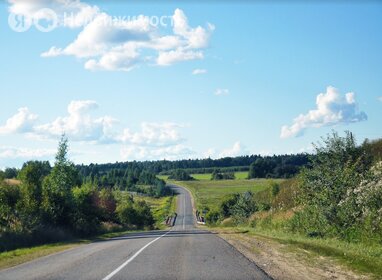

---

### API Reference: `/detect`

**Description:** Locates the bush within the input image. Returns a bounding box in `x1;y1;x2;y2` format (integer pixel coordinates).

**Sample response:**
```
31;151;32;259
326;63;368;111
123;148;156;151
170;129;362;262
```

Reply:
206;210;221;224
211;169;235;180
0;183;22;232
292;131;381;242
168;169;193;181
71;185;100;236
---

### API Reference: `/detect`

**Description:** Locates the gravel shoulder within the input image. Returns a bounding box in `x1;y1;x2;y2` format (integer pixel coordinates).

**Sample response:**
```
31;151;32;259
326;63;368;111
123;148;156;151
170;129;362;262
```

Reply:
213;228;372;280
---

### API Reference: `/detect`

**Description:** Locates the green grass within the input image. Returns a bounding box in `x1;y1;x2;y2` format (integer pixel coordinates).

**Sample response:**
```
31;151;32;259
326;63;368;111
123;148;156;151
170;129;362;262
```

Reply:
157;175;169;180
171;178;283;211
158;171;249;181
0;242;83;270
217;226;382;279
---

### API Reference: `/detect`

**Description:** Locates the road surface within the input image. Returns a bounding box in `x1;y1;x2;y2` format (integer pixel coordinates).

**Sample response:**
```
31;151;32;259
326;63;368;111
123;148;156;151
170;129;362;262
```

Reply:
0;184;271;280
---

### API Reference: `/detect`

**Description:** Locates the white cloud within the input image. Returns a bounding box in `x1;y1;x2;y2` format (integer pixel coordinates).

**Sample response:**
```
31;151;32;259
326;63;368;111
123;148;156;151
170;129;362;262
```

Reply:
219;141;247;158
35;4;214;71
214;88;229;96
0;107;38;134
378;96;382;102
192;68;207;75
120;144;194;161
281;86;367;139
117;122;184;147
0;101;187;148
204;141;248;159
34;100;117;143
0;146;55;159
157;49;203;66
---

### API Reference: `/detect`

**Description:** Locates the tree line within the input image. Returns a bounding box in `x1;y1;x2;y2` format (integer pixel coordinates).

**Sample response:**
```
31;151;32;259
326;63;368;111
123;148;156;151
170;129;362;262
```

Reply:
0;136;157;252
75;153;310;179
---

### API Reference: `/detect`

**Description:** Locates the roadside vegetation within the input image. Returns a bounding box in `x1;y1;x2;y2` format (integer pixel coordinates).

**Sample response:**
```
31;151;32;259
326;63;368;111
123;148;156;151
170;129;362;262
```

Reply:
0;135;174;254
165;131;382;278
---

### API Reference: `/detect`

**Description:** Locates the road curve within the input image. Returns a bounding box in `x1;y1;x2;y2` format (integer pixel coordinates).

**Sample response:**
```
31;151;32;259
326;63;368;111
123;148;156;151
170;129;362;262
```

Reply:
0;184;271;280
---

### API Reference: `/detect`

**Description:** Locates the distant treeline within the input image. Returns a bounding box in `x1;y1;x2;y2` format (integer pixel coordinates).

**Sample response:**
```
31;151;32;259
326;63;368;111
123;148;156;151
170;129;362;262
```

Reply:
160;166;249;175
76;154;311;181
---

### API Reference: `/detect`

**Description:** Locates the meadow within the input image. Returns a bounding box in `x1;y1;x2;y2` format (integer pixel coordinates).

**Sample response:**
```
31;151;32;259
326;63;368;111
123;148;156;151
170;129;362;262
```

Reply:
170;178;284;211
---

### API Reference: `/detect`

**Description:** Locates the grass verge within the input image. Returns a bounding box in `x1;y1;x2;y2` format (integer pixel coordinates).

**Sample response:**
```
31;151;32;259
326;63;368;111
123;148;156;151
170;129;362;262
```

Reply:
213;226;382;279
0;241;84;270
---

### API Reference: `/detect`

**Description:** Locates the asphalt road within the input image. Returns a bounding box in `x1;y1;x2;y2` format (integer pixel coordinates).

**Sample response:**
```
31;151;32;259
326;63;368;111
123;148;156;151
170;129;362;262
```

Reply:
0;184;271;280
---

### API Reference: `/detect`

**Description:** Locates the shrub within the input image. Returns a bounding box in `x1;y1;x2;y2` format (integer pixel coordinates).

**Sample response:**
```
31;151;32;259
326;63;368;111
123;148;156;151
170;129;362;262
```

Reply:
71;185;100;236
168;169;193;181
206;210;221;224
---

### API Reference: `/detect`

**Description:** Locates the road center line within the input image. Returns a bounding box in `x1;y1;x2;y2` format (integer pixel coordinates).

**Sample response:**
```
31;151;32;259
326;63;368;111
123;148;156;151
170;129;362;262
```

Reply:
102;230;171;280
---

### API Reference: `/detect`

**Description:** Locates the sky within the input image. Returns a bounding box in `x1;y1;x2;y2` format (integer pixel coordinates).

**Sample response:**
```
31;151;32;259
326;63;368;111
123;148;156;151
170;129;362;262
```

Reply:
1;0;382;168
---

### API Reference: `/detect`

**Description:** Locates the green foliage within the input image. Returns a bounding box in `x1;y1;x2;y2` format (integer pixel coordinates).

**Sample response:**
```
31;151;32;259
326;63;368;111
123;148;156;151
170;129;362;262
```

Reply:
271;182;280;197
0;171;5;181
71;185;100;236
220;193;240;218
218;192;257;224
116;197;154;228
168;169;194;181
0;183;21;232
291;131;381;242
18;161;51;218
4;168;18;179
206;210;221;224
211;169;235;180
42;135;78;226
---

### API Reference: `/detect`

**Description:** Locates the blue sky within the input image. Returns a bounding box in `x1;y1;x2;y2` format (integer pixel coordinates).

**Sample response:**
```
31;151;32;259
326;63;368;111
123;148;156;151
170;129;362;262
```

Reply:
1;1;382;168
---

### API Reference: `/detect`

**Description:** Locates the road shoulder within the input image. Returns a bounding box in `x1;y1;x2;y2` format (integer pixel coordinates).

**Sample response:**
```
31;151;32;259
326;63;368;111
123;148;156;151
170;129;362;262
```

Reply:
213;228;371;280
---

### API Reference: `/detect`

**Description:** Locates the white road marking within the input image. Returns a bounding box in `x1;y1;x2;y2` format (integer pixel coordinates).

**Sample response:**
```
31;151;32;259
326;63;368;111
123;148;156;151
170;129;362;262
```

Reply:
102;230;171;280
183;193;186;230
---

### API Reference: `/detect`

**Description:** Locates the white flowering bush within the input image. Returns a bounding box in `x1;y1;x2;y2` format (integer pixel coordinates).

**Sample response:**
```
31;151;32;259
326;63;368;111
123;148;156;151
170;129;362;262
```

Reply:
338;162;382;241
290;131;382;242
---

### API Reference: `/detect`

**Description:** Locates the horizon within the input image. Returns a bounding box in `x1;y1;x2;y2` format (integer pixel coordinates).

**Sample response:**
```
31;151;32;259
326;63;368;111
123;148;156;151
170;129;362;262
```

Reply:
1;1;382;168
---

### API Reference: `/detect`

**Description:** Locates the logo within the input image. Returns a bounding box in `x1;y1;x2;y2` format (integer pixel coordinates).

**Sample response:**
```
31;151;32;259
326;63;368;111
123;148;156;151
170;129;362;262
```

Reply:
8;8;58;33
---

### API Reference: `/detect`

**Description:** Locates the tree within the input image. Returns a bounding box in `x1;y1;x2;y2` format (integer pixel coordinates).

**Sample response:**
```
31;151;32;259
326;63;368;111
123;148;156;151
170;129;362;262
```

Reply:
4;167;18;179
42;135;78;226
0;183;21;232
17;161;51;230
19;161;51;206
71;185;100;236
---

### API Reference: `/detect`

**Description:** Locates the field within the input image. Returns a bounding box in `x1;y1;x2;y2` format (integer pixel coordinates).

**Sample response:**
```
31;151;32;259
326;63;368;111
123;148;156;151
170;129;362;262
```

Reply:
158;171;248;181
170;178;284;211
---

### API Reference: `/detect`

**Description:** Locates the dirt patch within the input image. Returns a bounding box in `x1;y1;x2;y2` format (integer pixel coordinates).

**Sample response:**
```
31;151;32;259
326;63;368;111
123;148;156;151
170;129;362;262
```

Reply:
214;229;370;280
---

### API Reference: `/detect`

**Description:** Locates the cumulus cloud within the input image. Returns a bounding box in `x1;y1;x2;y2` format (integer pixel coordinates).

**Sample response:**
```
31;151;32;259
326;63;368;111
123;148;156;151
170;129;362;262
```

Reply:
0;146;55;159
378;96;382;102
0;100;190;158
117;122;184;147
120;144;194;161
32;1;214;71
219;141;248;157
157;49;203;66
0;107;38;134
281;86;367;139
34;100;116;143
214;88;229;96
192;68;207;75
204;141;248;159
